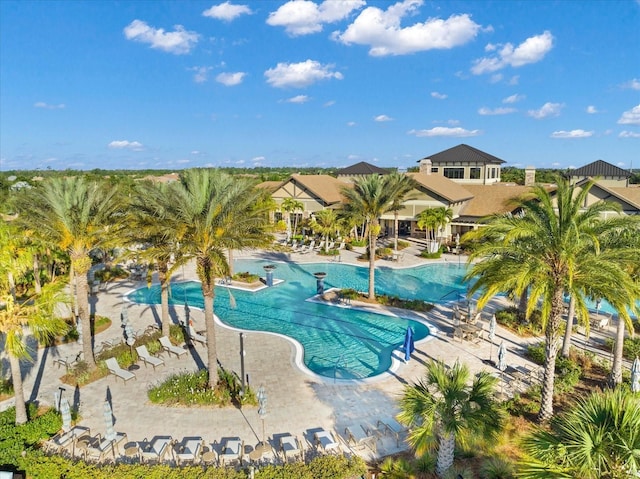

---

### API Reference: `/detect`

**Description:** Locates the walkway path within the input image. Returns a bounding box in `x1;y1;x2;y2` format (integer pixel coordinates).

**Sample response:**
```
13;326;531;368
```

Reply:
0;243;620;461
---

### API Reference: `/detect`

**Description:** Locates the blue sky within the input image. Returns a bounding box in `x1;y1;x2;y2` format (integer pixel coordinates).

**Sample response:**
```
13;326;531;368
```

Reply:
1;0;639;172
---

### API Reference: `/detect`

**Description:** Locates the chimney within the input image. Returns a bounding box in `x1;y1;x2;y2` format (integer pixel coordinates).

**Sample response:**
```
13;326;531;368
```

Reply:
419;158;432;175
524;165;536;186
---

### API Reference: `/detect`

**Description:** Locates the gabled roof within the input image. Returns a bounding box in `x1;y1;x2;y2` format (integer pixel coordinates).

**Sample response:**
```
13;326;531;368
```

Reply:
255;181;281;193
419;144;505;165
608;186;640;209
336;161;390;176
566;159;632;179
458;184;536;218
407;173;474;203
284;174;345;205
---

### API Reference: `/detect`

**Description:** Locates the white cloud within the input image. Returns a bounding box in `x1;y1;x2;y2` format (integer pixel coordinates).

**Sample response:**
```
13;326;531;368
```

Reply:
34;102;65;109
252;156;266;164
264;60;343;88
478;107;516;115
216;71;246;86
621;78;640;90
191;150;201;155
447;119;460;126
347;121;356;126
374;114;393;122
123;19;199;54
528;102;563;119
550;129;594;139
408;127;480;137
284;95;310;104
619;130;640;138
324;100;336;107
507;75;520;85
489;73;503;83
108;140;144;151
190;66;213;83
176;159;190;164
431;91;447;100
586;105;598;114
617;105;640;125
471;31;553;74
202;2;252;21
503;94;524;104
334;0;481;56
267;0;365;36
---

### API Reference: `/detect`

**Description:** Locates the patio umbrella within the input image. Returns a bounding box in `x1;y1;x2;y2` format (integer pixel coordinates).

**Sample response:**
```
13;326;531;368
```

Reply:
631;357;640;393
60;397;72;432
403;326;415;363
488;315;497;363
104;400;116;442
497;341;507;372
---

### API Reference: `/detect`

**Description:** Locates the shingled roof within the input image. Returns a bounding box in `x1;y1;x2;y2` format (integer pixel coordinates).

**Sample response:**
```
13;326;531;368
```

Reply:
287;174;345;205
566;159;632;179
336;161;390;176
407;173;474;203
419;144;505;165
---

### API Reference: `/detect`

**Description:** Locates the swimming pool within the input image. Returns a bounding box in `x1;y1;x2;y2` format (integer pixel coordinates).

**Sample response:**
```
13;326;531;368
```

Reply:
127;260;468;380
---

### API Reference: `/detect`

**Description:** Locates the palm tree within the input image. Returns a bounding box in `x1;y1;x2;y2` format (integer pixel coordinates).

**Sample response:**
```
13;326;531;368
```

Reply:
125;181;181;337
465;178;640;422
417;207;453;253
397;360;503;477
0;220;32;300
16;177;121;369
168;169;272;388
310;209;339;253
341;174;413;300
281;198;303;239
385;172;417;251
0;284;67;424
519;388;640;479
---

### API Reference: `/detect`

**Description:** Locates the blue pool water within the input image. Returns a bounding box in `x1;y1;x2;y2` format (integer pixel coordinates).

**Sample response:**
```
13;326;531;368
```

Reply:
127;260;468;380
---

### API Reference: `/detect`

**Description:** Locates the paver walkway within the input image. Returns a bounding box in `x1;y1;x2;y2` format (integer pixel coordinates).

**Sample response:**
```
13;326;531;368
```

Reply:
0;242;620;461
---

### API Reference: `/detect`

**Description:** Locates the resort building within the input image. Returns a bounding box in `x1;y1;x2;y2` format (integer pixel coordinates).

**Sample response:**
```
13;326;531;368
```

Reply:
260;146;639;245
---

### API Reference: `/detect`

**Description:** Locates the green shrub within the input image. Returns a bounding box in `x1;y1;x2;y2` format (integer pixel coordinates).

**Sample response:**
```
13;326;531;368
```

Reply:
396;239;410;250
376;247;393;258
0;376;13;397
94;266;128;282
495;306;544;336
526;342;546;365
349;239;367;247
554;356;582;395
480;456;515;479
318;248;340;256
419;249;442;259
232;271;260;283
339;288;359;300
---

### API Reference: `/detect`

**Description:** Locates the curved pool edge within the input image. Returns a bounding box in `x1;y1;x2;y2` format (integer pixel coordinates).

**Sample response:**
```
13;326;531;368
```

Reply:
123;283;439;385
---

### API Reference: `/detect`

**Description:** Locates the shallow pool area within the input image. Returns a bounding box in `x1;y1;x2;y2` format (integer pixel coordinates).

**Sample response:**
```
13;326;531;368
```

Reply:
127;260;470;380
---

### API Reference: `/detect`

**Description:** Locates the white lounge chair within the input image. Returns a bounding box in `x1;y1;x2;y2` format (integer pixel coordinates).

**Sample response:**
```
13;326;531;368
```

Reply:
105;358;135;384
219;437;243;466
159;336;187;358
187;325;207;346
313;428;340;454
279;435;302;462
377;417;407;446
344;425;377;453
173;436;203;466
140;435;173;464
299;240;315;254
135;345;165;370
47;426;91;454
336;241;346;250
314;240;325;251
85;432;127;462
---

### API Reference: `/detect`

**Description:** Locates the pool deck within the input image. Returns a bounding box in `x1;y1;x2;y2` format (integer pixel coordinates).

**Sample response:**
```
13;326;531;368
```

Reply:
1;242;619;463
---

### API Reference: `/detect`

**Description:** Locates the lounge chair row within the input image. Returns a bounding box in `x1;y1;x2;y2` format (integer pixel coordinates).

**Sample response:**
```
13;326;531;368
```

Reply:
104;336;189;383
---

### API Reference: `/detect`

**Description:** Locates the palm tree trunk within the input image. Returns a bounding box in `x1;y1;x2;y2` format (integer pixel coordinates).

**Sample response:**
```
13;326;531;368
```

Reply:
436;431;455;476
74;258;96;369
228;249;234;276
201;277;219;389
158;263;170;338
394;211;399;251
9;353;27;425
8;271;16;300
518;290;528;316
368;223;376;300
609;318;625;387
561;296;576;357
33;254;42;294
537;288;564;422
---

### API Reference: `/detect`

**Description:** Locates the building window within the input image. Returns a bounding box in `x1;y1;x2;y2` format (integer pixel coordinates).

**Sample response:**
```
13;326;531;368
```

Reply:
443;168;464;179
431;167;439;173
470;167;481;179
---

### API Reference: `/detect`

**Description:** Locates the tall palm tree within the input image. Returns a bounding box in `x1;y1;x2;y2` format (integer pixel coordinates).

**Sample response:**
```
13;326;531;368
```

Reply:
397;360;503;477
281;197;303;239
16;177;121;369
417;207;453;253
0;220;32;300
519;388;640;479
310;209;339;253
124;181;181;337
464;179;640;422
168;169;272;388
341;174;413;300
0;284;67;424
385;172;417;251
